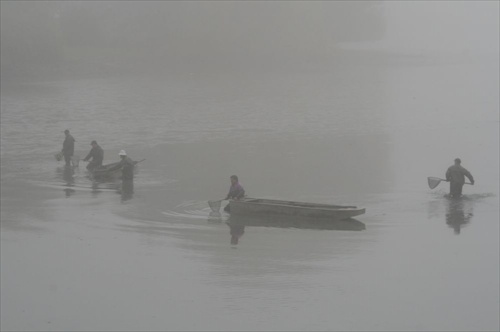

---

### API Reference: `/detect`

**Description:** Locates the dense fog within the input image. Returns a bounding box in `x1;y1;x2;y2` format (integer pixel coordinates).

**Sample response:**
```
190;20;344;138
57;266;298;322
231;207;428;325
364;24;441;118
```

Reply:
1;2;498;331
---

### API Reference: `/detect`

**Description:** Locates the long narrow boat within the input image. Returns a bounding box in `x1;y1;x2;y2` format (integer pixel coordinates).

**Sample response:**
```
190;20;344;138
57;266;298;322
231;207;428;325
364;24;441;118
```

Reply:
229;198;365;220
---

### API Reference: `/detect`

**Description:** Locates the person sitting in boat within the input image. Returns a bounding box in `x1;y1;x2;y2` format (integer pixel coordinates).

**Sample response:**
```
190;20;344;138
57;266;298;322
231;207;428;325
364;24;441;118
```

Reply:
446;158;474;198
224;175;245;212
83;140;104;171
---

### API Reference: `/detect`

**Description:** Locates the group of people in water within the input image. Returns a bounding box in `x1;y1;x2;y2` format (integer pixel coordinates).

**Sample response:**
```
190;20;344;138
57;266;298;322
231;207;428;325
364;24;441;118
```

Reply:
63;127;475;200
61;129;136;180
61;128;477;242
60;129;137;202
63;128;475;201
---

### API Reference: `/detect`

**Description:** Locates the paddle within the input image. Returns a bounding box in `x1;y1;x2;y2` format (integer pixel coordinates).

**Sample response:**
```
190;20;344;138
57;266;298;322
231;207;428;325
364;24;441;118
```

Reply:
427;177;472;189
208;199;226;212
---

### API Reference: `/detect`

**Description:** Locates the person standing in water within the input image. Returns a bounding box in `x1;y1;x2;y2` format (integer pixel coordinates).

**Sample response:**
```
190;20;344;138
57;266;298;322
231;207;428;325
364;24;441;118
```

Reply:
446;158;474;198
61;129;75;167
108;150;135;201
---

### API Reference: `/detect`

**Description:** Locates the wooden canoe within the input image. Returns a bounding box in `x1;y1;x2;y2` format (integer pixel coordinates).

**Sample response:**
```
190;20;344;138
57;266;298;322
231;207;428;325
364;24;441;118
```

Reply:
228;198;365;220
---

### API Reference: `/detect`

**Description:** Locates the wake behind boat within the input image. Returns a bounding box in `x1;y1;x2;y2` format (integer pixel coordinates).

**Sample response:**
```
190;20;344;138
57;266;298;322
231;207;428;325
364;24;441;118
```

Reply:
229;197;365;220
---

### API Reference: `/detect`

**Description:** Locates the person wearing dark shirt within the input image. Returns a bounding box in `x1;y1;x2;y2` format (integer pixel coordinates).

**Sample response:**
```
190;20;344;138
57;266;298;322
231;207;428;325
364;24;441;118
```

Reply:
83;140;104;171
224;175;245;212
226;175;245;200
62;129;75;167
446;158;474;198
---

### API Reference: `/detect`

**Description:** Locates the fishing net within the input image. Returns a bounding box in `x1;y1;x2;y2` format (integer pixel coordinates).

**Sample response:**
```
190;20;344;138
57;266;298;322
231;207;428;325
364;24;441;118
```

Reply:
208;200;222;212
54;152;79;166
427;177;444;189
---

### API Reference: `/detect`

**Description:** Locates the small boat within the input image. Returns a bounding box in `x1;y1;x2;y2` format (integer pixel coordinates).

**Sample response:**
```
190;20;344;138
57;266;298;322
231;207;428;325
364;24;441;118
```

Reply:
229;198;366;220
91;161;122;180
91;159;145;180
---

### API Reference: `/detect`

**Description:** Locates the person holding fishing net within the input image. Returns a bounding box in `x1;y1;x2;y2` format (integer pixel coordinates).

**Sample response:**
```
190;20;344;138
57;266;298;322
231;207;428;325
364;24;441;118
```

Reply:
208;175;245;213
446;158;474;198
428;158;474;198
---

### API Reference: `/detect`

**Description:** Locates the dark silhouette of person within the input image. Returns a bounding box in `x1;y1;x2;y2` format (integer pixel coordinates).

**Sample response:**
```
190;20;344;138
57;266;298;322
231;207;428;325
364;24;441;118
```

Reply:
223;175;245;212
446;158;474;198
110;150;135;180
83;140;104;171
109;150;135;202
61;129;75;167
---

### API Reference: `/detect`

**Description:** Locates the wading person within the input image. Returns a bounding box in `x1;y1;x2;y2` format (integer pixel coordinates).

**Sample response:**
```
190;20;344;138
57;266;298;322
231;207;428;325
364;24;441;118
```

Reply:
116;150;135;181
61;129;75;167
83;140;104;171
109;150;135;201
224;175;245;212
446;158;474;198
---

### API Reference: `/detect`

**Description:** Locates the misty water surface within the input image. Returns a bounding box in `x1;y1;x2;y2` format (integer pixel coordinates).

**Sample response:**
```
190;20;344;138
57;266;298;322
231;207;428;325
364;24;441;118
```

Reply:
1;1;499;331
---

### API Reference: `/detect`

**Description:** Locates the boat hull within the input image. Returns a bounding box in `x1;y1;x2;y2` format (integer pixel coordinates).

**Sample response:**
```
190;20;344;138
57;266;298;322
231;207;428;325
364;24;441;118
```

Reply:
229;198;365;220
90;159;144;180
91;161;123;180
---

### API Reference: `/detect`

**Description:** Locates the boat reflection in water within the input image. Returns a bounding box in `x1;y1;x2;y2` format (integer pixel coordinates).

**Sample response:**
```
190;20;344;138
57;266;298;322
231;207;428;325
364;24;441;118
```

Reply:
228;214;365;231
225;214;366;246
445;197;474;235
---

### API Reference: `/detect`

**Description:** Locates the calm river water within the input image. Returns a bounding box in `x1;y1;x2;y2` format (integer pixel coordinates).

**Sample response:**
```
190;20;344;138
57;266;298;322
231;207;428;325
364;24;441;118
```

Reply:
1;52;499;331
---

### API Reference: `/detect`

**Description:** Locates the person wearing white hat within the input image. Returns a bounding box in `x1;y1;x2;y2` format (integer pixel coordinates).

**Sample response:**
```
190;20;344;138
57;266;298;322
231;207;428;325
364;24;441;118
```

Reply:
107;150;136;201
108;150;134;176
116;150;135;180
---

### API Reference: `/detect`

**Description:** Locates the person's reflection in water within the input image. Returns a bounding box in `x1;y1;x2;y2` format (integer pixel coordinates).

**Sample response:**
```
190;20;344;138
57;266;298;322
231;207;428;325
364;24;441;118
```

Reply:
226;222;245;246
120;179;134;202
63;188;75;197
446;197;474;234
58;166;76;197
90;181;102;198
